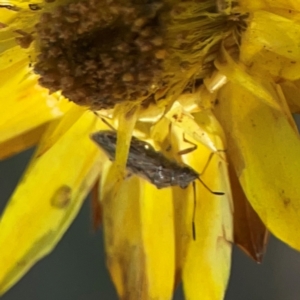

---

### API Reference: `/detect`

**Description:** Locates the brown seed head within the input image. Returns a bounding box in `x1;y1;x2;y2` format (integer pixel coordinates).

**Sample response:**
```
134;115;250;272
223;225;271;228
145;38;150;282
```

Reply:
34;0;168;110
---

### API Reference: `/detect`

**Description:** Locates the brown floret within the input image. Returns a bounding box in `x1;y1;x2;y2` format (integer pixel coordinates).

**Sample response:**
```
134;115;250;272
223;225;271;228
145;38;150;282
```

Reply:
34;0;167;110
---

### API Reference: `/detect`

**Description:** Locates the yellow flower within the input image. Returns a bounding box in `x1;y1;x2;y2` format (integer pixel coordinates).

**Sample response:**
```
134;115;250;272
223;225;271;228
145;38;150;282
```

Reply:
0;0;300;299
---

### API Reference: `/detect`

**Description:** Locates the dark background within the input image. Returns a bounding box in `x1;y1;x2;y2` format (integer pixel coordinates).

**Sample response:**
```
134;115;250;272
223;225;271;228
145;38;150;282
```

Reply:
1;145;300;300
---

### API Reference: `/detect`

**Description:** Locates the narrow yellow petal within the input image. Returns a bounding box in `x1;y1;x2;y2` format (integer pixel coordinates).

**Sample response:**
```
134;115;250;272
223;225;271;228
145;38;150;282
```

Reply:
215;81;300;251
101;170;175;299
182;185;232;300
141;181;175;299
102;103;140;193
114;103;139;170
171;119;232;300
0;111;101;295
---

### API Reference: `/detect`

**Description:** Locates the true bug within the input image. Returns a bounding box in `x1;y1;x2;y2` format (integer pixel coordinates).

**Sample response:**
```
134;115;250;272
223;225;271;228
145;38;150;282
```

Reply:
91;130;224;239
91;130;223;194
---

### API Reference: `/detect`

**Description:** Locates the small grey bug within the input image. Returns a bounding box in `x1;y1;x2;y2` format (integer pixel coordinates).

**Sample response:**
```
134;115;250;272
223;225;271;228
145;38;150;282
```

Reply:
91;130;224;193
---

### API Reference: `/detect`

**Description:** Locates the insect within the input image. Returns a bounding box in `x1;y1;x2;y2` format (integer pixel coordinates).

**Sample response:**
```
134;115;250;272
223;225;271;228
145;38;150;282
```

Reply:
91;130;223;192
91;130;224;239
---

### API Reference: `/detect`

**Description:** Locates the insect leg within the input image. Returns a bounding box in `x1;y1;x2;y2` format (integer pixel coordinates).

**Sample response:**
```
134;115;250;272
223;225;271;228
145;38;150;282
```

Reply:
199;151;215;176
197;176;224;195
200;149;227;176
196;150;225;195
164;122;173;152
178;133;197;155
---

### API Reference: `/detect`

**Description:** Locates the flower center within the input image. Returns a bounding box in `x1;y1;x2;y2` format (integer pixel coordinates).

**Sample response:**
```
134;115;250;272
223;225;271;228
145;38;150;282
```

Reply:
32;0;246;110
34;0;167;109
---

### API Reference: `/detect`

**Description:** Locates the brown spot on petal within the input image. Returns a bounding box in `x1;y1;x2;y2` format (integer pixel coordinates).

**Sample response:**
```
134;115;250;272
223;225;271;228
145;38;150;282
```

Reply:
51;185;72;209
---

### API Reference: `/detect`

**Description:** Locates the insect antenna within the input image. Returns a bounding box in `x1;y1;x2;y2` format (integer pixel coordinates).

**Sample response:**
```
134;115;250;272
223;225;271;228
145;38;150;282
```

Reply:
93;111;117;131
192;181;197;240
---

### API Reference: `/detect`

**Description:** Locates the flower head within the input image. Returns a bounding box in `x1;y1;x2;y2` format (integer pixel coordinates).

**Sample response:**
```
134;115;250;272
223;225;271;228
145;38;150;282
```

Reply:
0;0;300;299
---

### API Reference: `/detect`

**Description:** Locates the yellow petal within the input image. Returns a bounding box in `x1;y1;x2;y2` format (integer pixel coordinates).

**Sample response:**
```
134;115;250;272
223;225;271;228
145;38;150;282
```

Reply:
101;167;175;299
0;47;28;71
215;49;282;110
164;101;224;153
171;117;232;300
244;49;300;82
0;122;49;159
114;103;139;171
35;104;87;157
0;3;39;31
241;11;300;63
215;81;300;251
228;160;268;263
239;0;300;12
0;60;72;156
0;111;101;295
280;80;300;113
